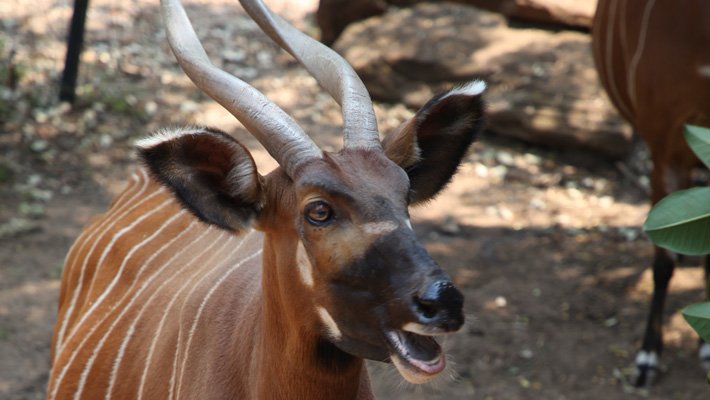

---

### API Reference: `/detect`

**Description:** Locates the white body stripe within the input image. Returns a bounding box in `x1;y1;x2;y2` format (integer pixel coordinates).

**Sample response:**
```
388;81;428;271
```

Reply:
49;170;265;400
137;228;216;400
601;0;634;118
626;0;656;111
594;0;710;384
54;171;153;357
52;200;182;400
175;246;262;399
167;230;250;398
64;196;172;354
167;230;243;399
105;217;198;399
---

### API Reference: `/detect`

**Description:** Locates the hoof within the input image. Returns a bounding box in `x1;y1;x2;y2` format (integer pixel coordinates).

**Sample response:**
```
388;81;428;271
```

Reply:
630;351;658;387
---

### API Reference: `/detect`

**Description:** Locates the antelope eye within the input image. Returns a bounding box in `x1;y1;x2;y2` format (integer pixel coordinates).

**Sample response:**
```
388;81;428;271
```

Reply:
305;201;334;225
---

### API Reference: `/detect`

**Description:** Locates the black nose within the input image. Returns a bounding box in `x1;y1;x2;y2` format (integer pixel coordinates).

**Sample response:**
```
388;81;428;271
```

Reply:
413;281;464;332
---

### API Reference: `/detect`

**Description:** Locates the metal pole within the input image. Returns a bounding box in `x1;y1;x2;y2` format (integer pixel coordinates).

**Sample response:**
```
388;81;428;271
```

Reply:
60;0;90;103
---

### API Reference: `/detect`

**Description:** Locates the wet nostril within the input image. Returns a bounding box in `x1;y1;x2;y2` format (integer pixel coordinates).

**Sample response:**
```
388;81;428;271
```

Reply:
435;281;464;311
413;296;440;319
414;280;464;322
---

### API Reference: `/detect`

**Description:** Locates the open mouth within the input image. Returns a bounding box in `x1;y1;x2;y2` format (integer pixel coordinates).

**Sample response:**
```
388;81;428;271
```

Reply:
386;329;446;383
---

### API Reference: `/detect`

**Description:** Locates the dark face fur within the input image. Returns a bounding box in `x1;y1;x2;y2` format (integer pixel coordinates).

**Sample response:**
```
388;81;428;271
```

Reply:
293;149;464;383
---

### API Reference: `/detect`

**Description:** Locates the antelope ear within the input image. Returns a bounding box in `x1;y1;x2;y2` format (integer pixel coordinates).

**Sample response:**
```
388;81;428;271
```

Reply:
383;81;486;205
136;127;265;232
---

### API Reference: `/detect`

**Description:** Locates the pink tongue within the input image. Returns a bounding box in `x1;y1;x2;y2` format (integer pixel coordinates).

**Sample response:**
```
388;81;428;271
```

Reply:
408;352;446;374
401;331;439;361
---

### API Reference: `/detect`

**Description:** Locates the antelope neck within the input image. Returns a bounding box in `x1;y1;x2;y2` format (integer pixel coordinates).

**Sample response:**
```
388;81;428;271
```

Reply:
251;232;367;399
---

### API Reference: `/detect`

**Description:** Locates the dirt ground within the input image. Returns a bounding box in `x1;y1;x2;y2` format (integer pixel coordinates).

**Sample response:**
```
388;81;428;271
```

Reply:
1;0;708;399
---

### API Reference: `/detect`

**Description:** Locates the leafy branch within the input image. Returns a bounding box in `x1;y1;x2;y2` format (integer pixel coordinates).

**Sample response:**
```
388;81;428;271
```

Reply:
643;124;710;384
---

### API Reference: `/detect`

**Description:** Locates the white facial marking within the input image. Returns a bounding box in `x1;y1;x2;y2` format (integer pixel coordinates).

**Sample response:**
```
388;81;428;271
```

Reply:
403;321;461;336
362;221;398;235
296;242;314;287
405;219;413;230
699;65;710;78
317;306;342;339
441;80;486;100
402;322;431;336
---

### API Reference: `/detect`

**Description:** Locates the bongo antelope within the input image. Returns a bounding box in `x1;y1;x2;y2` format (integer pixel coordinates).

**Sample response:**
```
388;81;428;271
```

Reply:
592;0;710;386
47;0;486;398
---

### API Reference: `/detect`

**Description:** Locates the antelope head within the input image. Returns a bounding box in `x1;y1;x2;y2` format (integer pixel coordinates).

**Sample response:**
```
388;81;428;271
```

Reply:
140;0;485;384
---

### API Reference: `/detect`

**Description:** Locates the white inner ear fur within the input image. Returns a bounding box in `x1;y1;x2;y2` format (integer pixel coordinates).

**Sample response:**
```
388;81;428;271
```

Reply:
296;242;314;287
225;154;259;201
317;306;342;339
440;80;486;100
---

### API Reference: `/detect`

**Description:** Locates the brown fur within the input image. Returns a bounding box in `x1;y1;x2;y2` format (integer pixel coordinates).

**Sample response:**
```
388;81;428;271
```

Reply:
592;0;710;386
48;86;484;398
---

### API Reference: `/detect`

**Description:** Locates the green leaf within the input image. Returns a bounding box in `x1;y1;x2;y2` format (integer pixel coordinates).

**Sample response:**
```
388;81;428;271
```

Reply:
682;302;710;343
685;125;710;170
644;187;710;255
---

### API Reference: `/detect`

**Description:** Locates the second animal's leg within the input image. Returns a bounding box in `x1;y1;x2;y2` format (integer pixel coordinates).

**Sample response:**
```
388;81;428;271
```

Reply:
632;154;692;387
632;247;675;387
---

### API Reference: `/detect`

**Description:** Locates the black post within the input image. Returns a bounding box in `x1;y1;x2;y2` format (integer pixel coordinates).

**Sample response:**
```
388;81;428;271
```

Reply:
59;0;90;103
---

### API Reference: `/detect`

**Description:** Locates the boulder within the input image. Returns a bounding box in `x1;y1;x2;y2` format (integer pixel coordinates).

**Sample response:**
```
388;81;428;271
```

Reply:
333;3;632;158
469;0;595;29
316;0;387;46
317;0;597;45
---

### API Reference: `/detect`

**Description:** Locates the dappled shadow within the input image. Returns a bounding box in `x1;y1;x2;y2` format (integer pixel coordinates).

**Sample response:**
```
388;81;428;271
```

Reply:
0;0;706;399
332;3;496;105
384;220;708;399
331;2;632;159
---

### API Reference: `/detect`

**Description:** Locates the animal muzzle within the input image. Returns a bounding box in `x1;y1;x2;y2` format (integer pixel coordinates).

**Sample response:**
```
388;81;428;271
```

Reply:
411;280;465;333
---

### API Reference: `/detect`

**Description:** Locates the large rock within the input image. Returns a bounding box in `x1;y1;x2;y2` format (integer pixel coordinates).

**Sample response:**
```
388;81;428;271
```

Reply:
333;3;632;158
317;0;597;45
316;0;388;46
470;0;595;28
